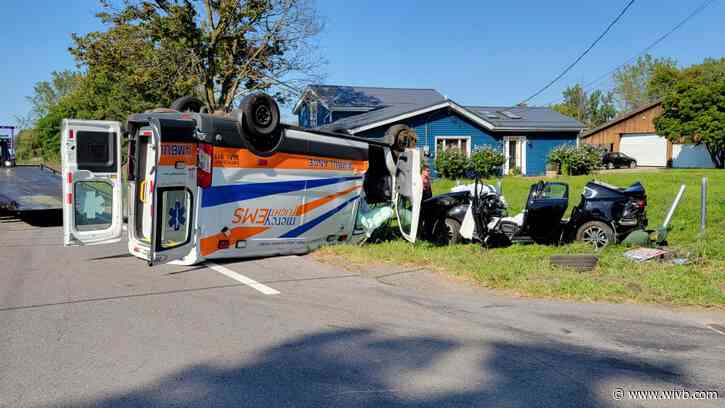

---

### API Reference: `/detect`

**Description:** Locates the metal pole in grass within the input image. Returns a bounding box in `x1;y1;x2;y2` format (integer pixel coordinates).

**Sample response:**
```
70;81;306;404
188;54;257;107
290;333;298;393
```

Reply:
701;177;708;234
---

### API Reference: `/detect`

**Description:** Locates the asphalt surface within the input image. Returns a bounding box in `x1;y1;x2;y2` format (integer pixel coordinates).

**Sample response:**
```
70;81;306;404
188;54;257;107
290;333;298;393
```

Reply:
1;212;724;407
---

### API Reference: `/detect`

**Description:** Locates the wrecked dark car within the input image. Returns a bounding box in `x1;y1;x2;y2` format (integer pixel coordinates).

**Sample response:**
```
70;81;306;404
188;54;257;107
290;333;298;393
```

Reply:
422;180;648;249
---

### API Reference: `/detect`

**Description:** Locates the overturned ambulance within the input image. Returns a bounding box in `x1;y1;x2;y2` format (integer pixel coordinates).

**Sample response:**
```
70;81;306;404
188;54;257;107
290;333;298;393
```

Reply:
61;94;422;265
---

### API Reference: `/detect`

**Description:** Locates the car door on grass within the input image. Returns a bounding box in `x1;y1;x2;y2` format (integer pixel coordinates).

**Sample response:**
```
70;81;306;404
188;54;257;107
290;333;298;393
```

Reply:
61;120;123;246
524;182;569;243
394;148;423;243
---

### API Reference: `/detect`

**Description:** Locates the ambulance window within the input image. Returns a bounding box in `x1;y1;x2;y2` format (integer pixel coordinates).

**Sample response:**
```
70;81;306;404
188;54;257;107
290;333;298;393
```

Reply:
74;181;113;231
159;189;192;249
76;131;117;173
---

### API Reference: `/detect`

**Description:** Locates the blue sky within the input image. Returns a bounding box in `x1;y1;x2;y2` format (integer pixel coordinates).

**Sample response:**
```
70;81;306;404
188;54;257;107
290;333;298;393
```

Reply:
1;0;724;128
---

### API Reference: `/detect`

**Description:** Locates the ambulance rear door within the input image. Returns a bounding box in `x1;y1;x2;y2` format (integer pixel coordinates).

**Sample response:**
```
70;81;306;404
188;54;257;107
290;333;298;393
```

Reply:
61;119;123;246
147;118;199;265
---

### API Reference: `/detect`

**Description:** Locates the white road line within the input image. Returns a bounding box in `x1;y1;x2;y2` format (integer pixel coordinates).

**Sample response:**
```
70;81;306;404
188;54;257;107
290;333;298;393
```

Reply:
206;262;280;295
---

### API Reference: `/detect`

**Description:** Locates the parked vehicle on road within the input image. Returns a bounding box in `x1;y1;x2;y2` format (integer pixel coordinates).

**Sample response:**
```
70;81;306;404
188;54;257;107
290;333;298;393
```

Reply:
61;94;422;265
602;152;637;169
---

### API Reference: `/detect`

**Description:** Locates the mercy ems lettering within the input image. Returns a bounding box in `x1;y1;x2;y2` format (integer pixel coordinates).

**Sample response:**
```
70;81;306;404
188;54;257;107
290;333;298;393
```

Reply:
232;207;299;226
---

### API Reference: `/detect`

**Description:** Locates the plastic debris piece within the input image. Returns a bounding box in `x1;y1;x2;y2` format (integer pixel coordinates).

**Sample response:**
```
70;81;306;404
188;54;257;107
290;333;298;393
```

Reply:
623;247;669;262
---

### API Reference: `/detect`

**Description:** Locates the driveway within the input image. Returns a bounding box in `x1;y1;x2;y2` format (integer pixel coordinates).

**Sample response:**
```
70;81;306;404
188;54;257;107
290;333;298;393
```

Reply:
1;212;723;407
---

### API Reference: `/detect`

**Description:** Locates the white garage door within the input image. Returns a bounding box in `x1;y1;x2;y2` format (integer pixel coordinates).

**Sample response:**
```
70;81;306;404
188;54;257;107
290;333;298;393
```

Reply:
620;134;667;167
672;144;715;168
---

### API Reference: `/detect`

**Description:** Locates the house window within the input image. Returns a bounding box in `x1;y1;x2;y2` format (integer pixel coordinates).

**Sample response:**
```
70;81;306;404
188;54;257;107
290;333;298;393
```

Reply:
435;136;471;157
309;101;318;128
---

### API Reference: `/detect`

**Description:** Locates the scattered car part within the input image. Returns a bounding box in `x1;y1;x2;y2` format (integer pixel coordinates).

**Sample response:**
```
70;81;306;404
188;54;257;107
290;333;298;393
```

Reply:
623;247;669;262
550;254;598;270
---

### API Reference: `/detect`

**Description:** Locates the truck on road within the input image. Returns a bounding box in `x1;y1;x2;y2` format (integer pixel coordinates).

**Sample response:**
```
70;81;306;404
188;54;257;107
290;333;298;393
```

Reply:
0;126;63;213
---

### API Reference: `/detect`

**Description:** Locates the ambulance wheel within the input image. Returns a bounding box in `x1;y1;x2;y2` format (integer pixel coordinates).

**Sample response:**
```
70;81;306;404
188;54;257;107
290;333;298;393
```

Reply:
240;93;280;138
386;125;417;151
170;96;205;113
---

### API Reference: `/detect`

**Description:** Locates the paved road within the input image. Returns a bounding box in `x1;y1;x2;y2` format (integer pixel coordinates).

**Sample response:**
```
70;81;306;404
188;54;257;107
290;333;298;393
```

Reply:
1;213;724;407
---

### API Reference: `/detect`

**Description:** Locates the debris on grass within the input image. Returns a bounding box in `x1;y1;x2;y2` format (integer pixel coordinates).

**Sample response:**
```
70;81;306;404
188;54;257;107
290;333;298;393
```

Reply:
623;247;669;262
550;254;598;271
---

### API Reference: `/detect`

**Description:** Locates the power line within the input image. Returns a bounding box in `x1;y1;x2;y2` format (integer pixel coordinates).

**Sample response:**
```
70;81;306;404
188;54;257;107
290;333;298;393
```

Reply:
520;0;637;105
580;0;716;91
543;0;717;106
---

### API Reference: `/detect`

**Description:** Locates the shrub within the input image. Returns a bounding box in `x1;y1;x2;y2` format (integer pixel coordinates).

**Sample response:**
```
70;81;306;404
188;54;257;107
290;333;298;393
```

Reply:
469;146;505;178
435;149;468;179
547;144;602;175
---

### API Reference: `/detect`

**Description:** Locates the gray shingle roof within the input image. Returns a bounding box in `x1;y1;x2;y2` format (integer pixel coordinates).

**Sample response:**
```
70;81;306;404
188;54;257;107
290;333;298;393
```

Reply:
308;85;445;109
300;84;584;132
466;106;585;130
319;101;444;131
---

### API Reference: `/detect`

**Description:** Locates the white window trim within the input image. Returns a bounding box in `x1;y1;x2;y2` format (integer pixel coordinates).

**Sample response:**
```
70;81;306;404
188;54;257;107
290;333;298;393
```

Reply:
502;136;527;175
434;136;472;158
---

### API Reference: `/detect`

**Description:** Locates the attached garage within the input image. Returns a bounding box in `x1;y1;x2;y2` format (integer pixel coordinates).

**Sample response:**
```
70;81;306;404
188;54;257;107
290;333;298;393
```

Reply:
619;133;668;167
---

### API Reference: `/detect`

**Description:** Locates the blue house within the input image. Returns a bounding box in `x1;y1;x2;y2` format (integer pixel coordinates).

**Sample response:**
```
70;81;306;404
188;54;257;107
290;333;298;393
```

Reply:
292;85;585;176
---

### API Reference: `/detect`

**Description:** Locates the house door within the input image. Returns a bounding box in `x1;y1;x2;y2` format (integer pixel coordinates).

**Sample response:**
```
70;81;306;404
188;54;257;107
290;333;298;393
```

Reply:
503;136;526;175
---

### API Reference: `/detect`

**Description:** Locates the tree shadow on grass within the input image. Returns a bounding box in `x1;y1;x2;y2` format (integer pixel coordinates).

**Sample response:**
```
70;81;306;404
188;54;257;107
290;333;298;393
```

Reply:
53;326;705;408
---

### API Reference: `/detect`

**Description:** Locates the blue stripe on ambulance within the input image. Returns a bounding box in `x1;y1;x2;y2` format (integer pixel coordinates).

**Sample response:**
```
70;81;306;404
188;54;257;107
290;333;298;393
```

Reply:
201;176;363;208
280;196;360;238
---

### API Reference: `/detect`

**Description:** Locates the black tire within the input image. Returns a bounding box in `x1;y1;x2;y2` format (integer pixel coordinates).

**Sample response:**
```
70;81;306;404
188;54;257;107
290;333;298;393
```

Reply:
240;93;280;137
385;124;417;151
607;162;614;170
236;93;282;155
575;221;614;249
170;96;205;112
433;218;462;246
629;161;637;169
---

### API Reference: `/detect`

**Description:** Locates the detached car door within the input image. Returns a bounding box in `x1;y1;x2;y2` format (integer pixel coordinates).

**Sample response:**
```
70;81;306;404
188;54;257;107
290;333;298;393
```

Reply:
148;118;198;265
393;148;423;243
61;120;123;246
523;182;569;243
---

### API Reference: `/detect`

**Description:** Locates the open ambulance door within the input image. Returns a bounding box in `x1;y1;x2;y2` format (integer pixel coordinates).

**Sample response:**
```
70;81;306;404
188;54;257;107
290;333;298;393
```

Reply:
147;118;198;265
61;120;123;246
393;148;423;243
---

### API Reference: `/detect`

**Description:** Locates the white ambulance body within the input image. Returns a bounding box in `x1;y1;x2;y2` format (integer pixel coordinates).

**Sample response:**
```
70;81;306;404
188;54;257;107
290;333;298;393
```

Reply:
60;98;422;266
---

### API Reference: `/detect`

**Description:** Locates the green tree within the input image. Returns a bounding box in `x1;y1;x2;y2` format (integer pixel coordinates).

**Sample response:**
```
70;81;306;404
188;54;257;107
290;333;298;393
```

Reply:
27;70;83;122
34;93;85;161
653;58;725;168
551;84;616;128
71;0;324;113
613;54;677;111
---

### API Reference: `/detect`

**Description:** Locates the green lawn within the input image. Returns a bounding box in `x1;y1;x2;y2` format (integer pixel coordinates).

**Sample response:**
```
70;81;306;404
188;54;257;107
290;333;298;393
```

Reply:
317;169;725;306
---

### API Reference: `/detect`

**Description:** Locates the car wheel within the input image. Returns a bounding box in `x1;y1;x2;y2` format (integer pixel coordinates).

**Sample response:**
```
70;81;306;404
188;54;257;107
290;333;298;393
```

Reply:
629;161;636;169
607;163;614;170
434;218;462;245
576;221;614;249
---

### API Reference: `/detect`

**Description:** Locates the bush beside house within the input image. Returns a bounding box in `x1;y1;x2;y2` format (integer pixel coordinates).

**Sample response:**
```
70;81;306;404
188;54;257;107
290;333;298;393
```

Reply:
547;144;603;175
